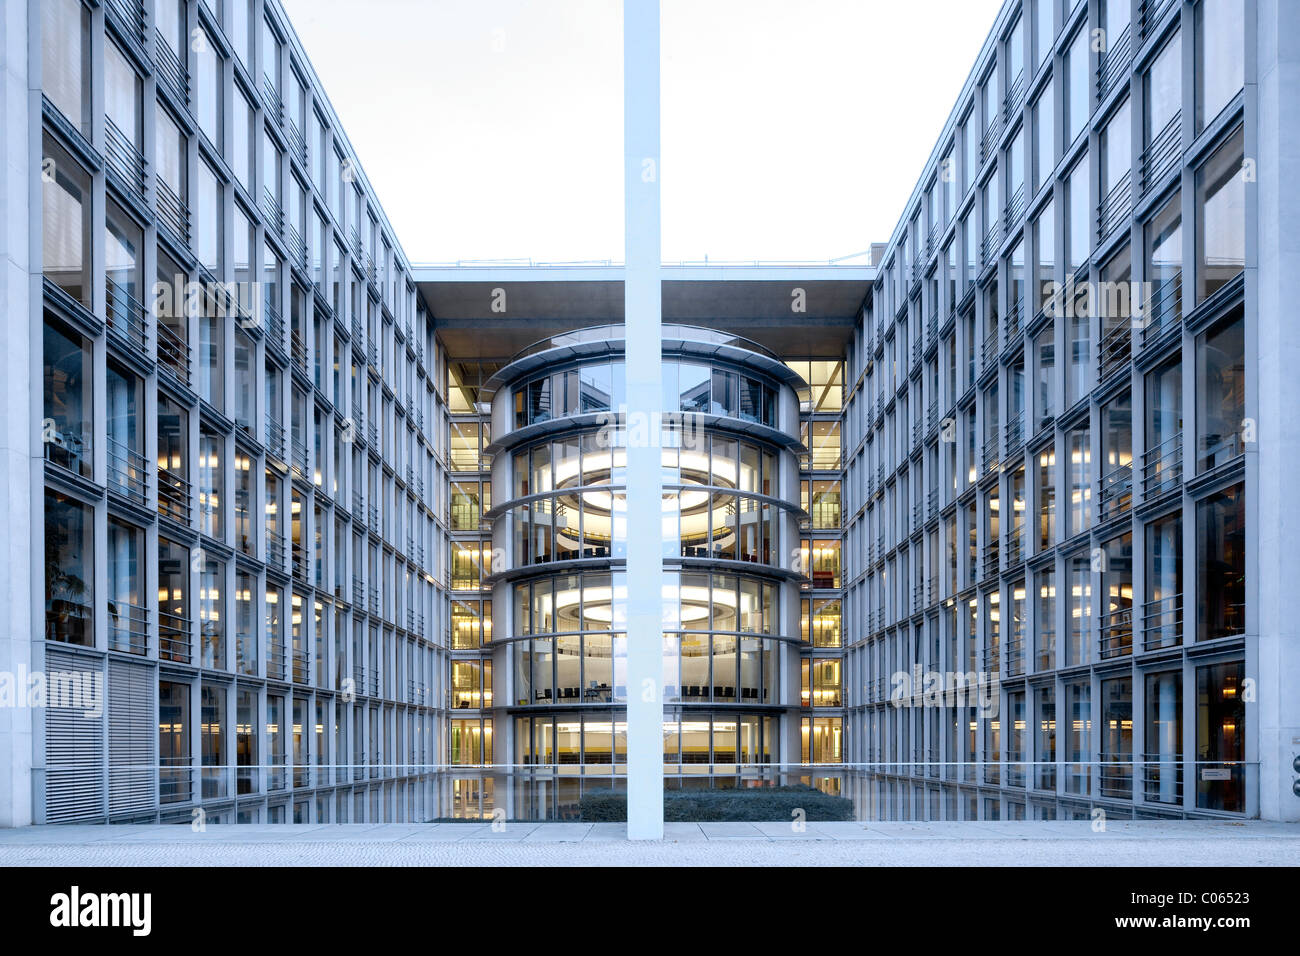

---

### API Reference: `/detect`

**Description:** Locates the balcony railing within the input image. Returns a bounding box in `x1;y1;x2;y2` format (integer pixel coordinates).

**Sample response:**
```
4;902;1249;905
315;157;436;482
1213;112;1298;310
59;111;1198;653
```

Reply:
1004;71;1026;124
285;120;308;166
159;610;191;663
1096;26;1132;100
1098;462;1133;520
1140;112;1182;196
980;109;1003;164
106;0;146;43
157;467;191;524
108;602;149;655
1139;271;1182;347
1141;432;1182;499
106;274;149;351
1099;606;1134;659
290;327;308;372
1005;527;1024;566
261;187;284;235
105;117;146;196
1097;317;1132;382
155;178;189;244
107;436;148;504
981;330;999;373
1004;411;1024;451
264;414;286;461
153;33;188;105
1003;184;1026;236
1139;0;1179;41
1141;752;1184;804
1142;593;1183;650
1097;170;1132;241
290;434;307;479
982;435;1000;474
155;318;190;385
262;75;284;125
263;301;285;351
268;642;287;682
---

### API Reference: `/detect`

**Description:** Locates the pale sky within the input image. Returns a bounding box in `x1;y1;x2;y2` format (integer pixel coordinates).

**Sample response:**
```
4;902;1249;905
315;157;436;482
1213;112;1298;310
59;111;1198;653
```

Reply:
280;0;1005;265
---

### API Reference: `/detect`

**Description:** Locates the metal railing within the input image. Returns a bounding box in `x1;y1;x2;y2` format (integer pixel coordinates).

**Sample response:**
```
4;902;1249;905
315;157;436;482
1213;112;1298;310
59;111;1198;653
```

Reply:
107;436;148;504
1139;0;1179;41
157;467;191;524
107;602;149;655
1140;271;1183;346
1142;593;1183;650
1141;752;1184;804
1097;170;1132;241
1096;26;1132;100
1141;432;1182;498
106;274;149;351
105;117;146;196
155;318;190;384
155;178;189;244
1140;112;1182;195
1097;317;1131;381
153;32;188;104
264;414;286;461
1099;606;1134;659
1098;462;1133;520
159;610;191;663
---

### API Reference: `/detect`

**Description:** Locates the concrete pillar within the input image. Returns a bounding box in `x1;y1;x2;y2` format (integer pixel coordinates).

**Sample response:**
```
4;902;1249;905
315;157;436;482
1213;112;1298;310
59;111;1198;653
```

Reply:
1253;0;1300;822
0;0;34;827
623;0;664;839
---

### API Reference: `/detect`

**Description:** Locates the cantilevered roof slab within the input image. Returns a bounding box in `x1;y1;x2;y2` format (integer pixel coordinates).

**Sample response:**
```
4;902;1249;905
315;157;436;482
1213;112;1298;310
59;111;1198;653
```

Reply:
414;263;873;359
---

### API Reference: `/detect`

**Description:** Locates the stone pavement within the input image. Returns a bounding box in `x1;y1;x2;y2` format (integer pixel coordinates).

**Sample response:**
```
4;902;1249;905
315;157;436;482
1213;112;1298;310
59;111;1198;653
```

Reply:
1;820;1298;866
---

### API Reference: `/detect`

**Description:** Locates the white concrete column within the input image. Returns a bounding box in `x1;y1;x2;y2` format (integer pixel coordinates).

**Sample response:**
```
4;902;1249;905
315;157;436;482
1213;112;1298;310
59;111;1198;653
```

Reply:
1253;0;1300;822
623;0;664;839
0;0;34;827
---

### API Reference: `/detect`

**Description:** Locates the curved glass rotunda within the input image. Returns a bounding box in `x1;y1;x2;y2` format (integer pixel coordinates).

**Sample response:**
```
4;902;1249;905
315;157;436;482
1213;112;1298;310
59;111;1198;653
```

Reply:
481;326;810;818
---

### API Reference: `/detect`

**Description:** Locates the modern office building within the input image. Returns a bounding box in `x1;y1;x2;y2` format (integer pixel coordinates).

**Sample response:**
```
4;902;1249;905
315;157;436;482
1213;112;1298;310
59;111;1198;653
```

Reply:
1;0;1296;826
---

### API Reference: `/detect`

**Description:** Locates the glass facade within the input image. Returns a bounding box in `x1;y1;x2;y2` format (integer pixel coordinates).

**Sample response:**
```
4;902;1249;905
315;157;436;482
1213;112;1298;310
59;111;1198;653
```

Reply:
842;0;1252;822
11;0;1276;827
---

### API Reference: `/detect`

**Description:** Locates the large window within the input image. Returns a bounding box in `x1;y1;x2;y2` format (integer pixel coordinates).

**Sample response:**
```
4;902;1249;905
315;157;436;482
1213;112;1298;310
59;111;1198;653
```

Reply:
107;363;144;500
1196;483;1245;643
1195;128;1245;302
1145;511;1182;650
1195;308;1245;473
41;136;91;307
41;0;90;135
1145;33;1182;148
196;27;223;150
1144;191;1183;333
107;518;145;654
157;394;190;523
1195;0;1244;133
1033;82;1055;193
43;318;92;477
105;41;142;178
1195;660;1245;812
44;489;93;646
1144;358;1182;495
1064;28;1089;145
159;681;191;803
197;162;223;274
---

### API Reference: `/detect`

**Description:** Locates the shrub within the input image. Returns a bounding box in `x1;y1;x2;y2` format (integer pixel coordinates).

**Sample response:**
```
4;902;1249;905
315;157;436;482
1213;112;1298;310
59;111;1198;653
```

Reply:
578;785;853;822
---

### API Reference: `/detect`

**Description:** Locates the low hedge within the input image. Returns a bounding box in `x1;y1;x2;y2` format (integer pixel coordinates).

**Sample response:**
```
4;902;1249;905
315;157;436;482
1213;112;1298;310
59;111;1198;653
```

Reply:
578;785;853;822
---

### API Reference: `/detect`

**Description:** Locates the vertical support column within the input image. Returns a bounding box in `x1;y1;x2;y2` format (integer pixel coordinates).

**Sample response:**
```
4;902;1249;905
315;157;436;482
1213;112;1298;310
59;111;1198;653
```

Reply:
623;0;663;840
1254;0;1300;822
0;0;34;827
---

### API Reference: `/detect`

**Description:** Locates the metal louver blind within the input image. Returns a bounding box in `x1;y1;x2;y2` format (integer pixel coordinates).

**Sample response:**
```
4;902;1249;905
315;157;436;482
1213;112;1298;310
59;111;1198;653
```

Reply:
43;649;105;823
108;659;156;816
